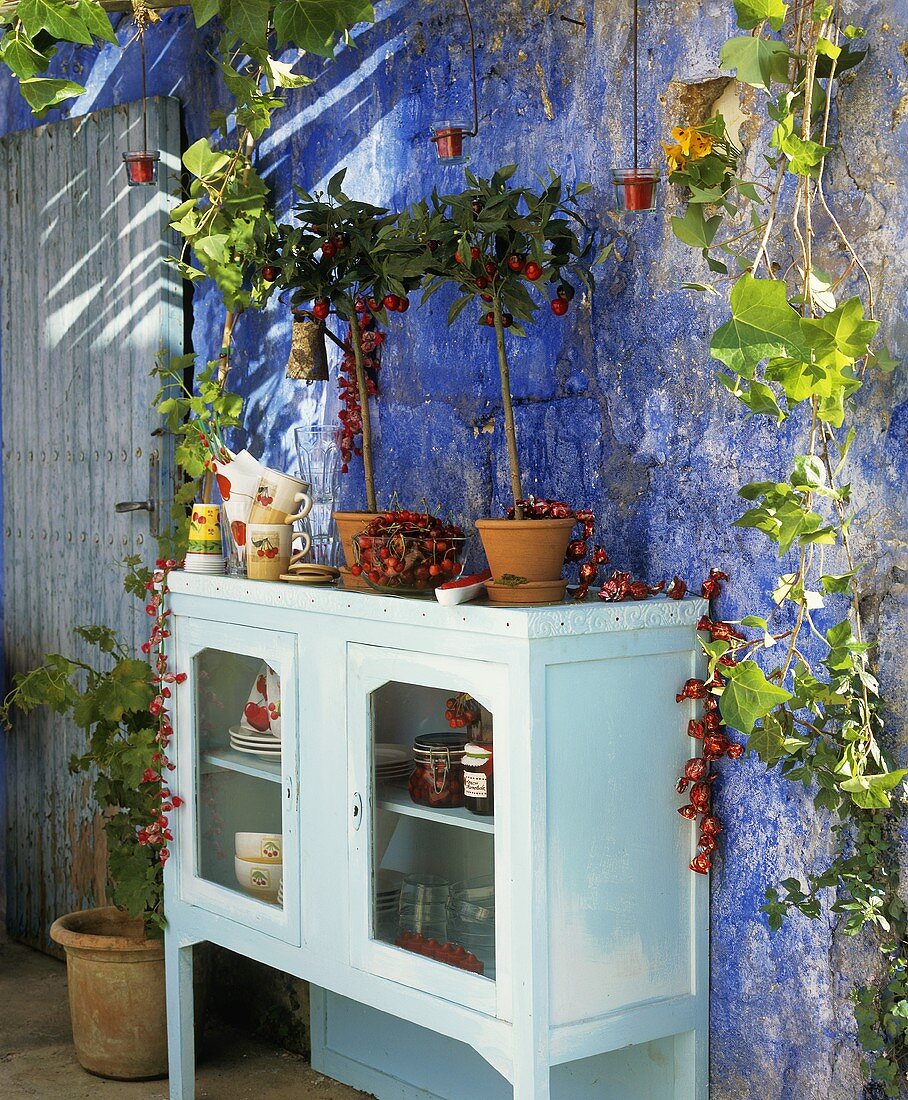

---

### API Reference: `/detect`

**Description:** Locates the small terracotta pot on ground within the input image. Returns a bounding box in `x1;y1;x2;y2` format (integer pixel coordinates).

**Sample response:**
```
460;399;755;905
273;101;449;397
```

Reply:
49;906;166;1080
475;517;575;604
333;510;375;589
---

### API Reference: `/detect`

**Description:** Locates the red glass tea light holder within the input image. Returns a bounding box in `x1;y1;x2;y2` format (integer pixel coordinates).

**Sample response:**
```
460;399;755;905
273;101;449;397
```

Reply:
431;120;471;164
122;150;160;187
612;167;660;213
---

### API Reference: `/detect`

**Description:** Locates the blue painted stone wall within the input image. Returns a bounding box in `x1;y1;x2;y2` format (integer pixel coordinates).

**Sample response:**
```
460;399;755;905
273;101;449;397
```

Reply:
0;3;905;1097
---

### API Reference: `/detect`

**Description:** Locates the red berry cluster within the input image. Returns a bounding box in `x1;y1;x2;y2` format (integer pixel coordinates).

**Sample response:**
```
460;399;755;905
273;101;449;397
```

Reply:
394;931;484;974
674;569;742;875
445;693;480;729
138;558;188;864
351;509;466;591
337;304;385;473
454;246;576;326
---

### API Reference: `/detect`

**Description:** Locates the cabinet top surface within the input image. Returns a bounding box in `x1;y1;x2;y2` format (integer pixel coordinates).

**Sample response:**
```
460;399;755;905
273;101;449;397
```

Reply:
170;574;707;639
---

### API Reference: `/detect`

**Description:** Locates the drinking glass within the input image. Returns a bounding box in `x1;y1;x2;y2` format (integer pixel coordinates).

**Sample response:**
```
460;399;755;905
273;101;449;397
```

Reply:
294;425;342;506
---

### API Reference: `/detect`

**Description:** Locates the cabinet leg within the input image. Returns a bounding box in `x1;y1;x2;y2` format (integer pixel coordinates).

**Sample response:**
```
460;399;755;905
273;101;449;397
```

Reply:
512;1052;550;1100
165;936;195;1100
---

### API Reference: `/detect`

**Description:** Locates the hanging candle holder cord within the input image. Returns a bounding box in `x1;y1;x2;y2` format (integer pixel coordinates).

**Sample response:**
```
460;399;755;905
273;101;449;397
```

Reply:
122;1;160;186
431;0;480;163
611;0;659;212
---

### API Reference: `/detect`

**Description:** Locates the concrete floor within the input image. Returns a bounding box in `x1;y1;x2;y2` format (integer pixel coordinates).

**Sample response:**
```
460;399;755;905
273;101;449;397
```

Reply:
0;925;368;1099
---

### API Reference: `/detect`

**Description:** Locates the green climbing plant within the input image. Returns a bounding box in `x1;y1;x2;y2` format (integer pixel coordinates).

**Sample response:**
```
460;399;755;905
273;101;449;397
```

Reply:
664;0;904;1092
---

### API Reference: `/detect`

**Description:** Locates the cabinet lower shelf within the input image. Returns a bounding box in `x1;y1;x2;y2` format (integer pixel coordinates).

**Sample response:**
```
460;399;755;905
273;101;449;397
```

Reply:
376;786;494;834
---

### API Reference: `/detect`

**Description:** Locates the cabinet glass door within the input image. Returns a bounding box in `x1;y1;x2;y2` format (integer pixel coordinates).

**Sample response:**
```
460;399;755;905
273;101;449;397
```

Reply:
348;645;508;1018
173;618;299;945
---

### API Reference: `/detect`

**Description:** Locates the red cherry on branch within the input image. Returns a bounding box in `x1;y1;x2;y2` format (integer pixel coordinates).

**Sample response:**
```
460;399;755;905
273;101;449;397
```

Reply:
312;299;330;320
470;246;481;261
383;294;400;311
475;276;489;289
484;260;497;277
508;254;525;272
482;311;495;326
501;313;513;327
397;297;410;312
524;261;542;281
262;265;279;282
321;241;337;258
551;297;569;316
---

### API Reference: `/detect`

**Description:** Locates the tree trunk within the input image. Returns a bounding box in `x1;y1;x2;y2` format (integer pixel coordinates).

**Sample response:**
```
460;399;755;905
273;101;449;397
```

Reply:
491;296;523;518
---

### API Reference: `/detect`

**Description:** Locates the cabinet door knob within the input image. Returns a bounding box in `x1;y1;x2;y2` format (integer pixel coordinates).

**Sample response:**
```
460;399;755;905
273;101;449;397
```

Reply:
351;792;362;831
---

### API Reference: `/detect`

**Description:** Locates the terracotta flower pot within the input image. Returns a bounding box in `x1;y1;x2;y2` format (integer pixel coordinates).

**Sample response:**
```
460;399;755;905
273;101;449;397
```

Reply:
333;510;375;589
49;906;166;1080
474;517;576;585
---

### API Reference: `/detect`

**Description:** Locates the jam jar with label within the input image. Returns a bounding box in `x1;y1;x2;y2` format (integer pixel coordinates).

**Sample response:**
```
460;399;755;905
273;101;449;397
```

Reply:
462;742;493;816
408;732;465;808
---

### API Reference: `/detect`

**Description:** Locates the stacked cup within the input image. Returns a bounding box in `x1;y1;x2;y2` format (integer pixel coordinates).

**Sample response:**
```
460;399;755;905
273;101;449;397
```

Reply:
397;874;450;942
234;832;283;905
447;876;496;977
184;504;225;574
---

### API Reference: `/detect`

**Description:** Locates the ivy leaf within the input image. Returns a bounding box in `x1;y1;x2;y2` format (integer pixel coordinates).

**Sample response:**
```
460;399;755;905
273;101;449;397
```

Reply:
670;204;723;249
840;770;908;810
801;297;879;368
721;36;791;90
18;76;85;114
274;0;375;56
73;0;116;44
0;30;53;79
190;0;220;25
748;714;787;766
183;138;231;181
820;570;856;594
867;346;898;372
721;660;793;734
18;0;94;43
266;57;313;89
733;0;788;31
791;454;826;490
711;274;807;378
221;0;271;49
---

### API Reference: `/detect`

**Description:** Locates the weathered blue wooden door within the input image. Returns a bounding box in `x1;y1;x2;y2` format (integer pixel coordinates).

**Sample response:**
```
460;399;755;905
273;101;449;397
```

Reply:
0;97;182;951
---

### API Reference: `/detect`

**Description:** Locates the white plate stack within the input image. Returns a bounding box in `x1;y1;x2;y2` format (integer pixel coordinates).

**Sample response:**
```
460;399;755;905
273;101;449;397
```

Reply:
229;724;282;757
183;552;226;574
374;744;412;788
375;869;403;940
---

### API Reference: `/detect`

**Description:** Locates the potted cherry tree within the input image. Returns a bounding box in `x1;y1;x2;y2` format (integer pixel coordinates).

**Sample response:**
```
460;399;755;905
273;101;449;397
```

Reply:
409;166;591;604
266;171;426;573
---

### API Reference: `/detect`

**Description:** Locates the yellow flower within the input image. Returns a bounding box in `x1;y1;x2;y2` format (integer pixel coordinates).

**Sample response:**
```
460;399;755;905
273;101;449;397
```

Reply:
661;141;687;174
671;126;694;155
689;131;714;160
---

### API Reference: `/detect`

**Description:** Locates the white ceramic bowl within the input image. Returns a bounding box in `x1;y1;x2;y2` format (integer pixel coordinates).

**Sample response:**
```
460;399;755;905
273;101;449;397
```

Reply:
234;832;283;862
234;855;283;899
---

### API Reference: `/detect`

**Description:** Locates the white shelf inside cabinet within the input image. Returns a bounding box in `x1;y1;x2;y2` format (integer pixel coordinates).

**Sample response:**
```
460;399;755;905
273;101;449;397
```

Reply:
376;786;494;834
201;747;282;783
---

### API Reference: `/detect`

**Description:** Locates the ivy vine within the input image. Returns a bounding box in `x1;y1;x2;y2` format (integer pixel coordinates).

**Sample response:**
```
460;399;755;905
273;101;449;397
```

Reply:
665;0;905;1091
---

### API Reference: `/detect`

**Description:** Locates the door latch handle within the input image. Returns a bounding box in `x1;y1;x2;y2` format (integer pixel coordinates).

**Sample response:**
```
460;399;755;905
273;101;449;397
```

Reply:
114;449;160;537
352;792;363;831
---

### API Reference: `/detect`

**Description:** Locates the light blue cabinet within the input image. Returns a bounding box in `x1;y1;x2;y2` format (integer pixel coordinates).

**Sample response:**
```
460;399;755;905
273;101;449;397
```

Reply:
164;575;709;1099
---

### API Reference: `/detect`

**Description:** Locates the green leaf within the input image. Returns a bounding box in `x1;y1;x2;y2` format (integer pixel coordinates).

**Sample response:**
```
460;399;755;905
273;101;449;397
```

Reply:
748;714;787;766
791;454;826;490
720;660;793;734
0;30;53;79
733;0;788;31
73;0;116;44
183;138;231;181
867;346;898;372
711;274;807;378
18;0;93;43
222;0;271;49
266;57;312;89
670;204;723;249
801;297;879;368
190;0;220;25
721;36;791;90
274;0;375;56
820;570;856;594
18;76;85;114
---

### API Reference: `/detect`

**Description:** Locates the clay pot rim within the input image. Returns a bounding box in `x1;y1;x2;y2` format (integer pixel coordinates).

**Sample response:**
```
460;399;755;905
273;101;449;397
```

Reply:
474;517;576;532
50;906;162;955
